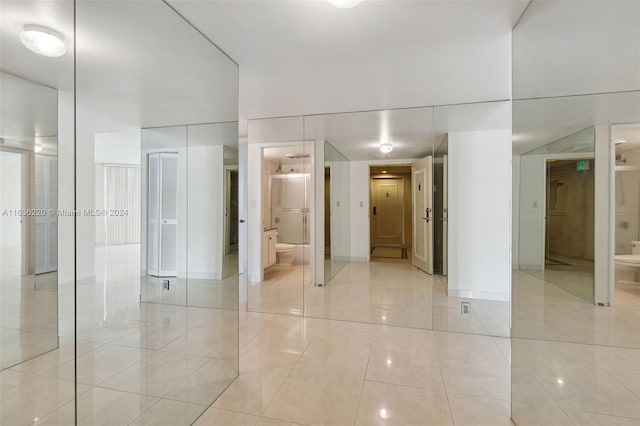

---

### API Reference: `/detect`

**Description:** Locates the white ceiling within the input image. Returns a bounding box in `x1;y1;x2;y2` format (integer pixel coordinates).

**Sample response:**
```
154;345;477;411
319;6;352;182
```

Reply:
169;0;528;120
0;72;57;147
513;0;640;100
250;100;510;161
1;0;238;136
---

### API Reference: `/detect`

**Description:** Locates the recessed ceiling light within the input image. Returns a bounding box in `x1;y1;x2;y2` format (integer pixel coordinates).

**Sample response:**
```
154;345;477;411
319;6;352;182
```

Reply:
378;408;390;420
615;139;628;144
380;142;393;154
34;144;43;153
327;0;362;9
20;24;66;57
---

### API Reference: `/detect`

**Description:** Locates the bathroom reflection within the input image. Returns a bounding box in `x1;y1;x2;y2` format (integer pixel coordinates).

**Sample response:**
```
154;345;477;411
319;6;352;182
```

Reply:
613;123;640;309
0;71;59;369
263;145;309;284
247;116;306;316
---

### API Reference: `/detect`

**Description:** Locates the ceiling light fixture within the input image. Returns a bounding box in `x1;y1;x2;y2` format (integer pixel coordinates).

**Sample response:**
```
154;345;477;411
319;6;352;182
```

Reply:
34;144;43;153
380;142;393;154
20;25;66;57
327;0;362;9
615;139;628;144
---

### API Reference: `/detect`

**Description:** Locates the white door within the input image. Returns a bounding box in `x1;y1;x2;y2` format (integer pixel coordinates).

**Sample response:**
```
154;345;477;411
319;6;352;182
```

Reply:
35;155;58;274
412;155;433;274
147;152;178;277
442;155;448;276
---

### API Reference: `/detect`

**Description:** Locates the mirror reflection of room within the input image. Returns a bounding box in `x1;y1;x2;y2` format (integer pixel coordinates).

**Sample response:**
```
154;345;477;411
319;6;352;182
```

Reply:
369;165;412;263
0;71;59;369
259;145;309;313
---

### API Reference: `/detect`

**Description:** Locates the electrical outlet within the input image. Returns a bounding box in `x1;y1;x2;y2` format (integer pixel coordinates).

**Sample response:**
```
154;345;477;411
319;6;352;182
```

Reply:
461;302;471;316
163;280;170;291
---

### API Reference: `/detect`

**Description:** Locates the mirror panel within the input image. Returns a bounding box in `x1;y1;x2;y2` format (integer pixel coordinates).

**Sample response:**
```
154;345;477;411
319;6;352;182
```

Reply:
431;101;512;338
72;0;240;423
0;72;60;368
246;116;305;316
0;0;75;423
512;1;640;423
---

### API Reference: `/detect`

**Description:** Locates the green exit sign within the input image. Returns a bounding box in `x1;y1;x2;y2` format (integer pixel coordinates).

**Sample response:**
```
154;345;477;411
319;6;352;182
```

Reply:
576;160;590;171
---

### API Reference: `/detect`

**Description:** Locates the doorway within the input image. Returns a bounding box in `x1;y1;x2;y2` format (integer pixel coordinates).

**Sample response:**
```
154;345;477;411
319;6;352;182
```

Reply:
543;157;595;302
369;165;411;263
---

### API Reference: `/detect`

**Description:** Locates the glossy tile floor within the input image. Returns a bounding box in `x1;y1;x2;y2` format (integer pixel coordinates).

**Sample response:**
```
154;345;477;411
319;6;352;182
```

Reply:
4;243;640;424
197;310;512;426
1;244;238;426
253;261;510;338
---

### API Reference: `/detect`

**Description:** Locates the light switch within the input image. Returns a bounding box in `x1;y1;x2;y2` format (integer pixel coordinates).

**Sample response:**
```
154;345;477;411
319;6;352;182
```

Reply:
360;201;364;207
250;199;256;208
336;201;340;207
533;201;538;208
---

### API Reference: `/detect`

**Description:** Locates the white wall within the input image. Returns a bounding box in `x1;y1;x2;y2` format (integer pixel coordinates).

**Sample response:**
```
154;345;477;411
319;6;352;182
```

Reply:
94;130;141;165
448;130;511;301
0;152;23;249
247;143;263;282
57;91;75;285
594;125;613;306
512;155;520;268
313;141;324;285
517;153;545;270
57;91;96;285
187;144;225;279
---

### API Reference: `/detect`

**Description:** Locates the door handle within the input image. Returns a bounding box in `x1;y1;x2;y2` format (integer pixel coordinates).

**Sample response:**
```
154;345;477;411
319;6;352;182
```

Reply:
423;209;430;222
372;206;377;215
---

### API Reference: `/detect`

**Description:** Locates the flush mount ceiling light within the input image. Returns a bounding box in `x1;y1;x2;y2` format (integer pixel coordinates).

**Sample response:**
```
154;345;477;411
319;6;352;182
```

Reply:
327;0;362;9
379;142;393;154
284;153;310;159
20;24;66;57
615;138;628;144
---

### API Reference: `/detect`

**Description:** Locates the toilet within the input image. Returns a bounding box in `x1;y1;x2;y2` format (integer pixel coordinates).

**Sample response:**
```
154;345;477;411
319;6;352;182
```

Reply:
615;241;640;285
275;241;297;265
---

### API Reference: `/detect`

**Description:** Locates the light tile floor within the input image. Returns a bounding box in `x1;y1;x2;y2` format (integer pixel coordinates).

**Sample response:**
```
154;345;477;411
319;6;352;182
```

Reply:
3;244;640;424
197;311;513;426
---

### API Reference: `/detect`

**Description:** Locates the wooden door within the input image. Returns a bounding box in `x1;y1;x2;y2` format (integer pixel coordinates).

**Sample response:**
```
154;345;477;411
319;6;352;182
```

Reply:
371;177;404;246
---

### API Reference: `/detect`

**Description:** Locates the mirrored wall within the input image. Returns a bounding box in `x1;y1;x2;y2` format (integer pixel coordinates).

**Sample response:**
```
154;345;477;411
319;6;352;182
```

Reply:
0;71;60;369
512;1;640;423
245;103;512;340
1;1;239;424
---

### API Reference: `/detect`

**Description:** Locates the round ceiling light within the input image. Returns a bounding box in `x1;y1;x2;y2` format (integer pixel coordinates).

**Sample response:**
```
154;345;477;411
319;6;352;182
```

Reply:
327;0;362;9
20;25;67;58
380;142;393;154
